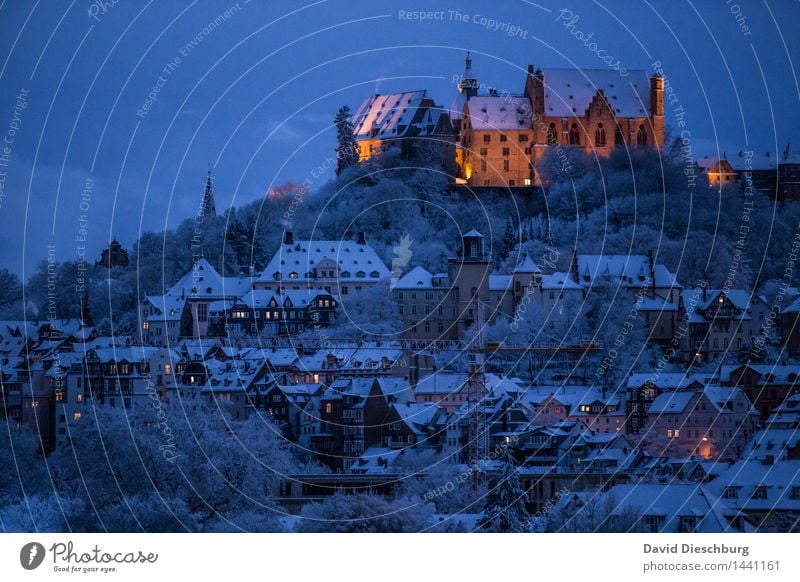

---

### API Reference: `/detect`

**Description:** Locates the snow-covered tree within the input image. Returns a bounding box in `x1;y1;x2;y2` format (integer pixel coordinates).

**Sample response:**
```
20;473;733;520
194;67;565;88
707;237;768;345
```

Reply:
480;446;531;532
295;492;433;532
334;106;359;175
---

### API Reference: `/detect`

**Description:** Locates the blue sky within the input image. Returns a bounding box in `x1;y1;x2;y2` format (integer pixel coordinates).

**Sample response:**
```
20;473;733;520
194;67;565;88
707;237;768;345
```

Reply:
0;0;798;277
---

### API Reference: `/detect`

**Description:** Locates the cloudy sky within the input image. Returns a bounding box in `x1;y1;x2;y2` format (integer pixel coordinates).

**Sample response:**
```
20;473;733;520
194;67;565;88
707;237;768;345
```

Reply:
0;0;797;277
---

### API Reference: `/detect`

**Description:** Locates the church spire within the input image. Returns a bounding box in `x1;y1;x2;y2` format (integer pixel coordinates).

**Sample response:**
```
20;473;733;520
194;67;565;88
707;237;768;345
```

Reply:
202;170;216;218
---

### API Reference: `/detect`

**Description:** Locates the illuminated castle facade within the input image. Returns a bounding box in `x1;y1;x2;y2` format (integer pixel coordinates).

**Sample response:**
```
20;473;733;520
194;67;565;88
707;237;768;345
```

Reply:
352;53;665;188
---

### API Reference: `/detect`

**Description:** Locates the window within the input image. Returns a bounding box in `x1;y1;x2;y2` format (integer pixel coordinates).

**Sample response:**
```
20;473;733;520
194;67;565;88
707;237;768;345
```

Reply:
73;412;81;421
483;134;491;143
480;147;487;156
500;134;507;142
568;123;580;145
637;124;648;146
724;487;739;499
791;486;800;499
502;147;510;156
76;394;83;403
324;403;332;414
642;515;661;532
519;133;529;142
615;126;624;145
546;123;557;145
595;123;606;146
752;486;767;499
679;516;698;533
197;303;208;322
666;429;673;438
503;160;510;172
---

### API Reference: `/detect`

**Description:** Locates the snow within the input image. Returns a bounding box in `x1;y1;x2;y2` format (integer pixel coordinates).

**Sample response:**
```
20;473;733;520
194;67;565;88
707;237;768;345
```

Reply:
489;275;512;291
513;255;541;274
540;68;651;118
393;265;434;289
464;96;532;131
413;372;467;396
351;90;447;140
255;238;390;285
647;391;695;415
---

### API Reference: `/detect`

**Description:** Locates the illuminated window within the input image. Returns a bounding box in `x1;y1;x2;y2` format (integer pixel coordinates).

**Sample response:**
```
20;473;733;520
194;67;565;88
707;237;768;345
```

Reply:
73;412;81;421
165;364;172;375
666;429;673;438
143;321;149;330
324;402;332;414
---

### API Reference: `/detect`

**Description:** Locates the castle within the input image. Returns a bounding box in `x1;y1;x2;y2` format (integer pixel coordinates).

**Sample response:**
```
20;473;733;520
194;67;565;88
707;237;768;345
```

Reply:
352;52;665;187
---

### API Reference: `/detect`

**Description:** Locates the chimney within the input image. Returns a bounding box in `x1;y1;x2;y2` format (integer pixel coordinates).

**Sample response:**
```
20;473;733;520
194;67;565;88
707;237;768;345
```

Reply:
356;231;366;245
283;231;294;245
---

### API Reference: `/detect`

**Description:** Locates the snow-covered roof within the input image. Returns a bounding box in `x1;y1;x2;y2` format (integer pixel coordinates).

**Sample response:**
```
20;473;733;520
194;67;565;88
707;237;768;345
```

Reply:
541;271;583;291
393;266;434;289
167;258;243;299
718;364;799;384
744;427;800;461
392;402;441;435
702;385;752;414
626;373;709;390
237;289;331;309
90;346;157;363
463;95;532;131
513;255;541;274
577;255;679;289
600;483;738;532
783;295;800;313
648;391;695;415
256;239;390;284
540;68;652;118
144;294;185;321
413;372;467;395
352;90;448;140
709;459;800;513
489;275;512;292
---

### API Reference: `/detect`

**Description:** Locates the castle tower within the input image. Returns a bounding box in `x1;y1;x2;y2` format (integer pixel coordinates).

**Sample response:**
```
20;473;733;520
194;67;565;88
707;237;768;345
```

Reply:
649;74;665;148
458;50;479;98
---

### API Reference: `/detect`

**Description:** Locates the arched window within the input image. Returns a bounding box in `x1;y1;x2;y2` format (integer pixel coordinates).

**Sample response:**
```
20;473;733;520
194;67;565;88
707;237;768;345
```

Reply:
568;123;580;145
637;124;648;146
546;123;558;145
615;125;624;145
595;123;606;146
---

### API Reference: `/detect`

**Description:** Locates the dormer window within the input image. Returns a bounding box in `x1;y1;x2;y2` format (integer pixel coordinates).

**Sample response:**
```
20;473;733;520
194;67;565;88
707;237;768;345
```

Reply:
273;272;281;280
356;271;365;278
289;272;298;279
370;271;380;278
